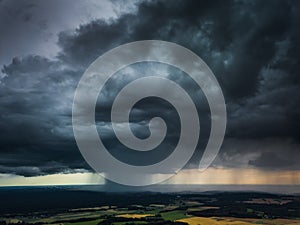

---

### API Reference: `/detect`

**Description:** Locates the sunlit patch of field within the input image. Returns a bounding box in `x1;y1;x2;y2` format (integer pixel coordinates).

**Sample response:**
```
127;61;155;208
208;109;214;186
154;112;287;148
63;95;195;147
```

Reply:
244;198;292;205
116;214;153;218
182;201;203;206
113;221;148;225
178;216;300;225
149;204;165;208
5;219;23;224
234;218;300;225
70;206;110;211
177;217;253;225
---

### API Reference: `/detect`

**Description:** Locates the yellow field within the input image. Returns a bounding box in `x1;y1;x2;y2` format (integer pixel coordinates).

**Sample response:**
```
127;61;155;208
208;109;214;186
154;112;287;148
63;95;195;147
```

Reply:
116;214;153;218
177;217;252;225
177;216;300;225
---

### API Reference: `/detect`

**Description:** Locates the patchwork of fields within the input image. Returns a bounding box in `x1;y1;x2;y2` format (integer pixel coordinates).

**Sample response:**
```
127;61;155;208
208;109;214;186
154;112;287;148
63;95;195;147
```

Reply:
1;190;300;225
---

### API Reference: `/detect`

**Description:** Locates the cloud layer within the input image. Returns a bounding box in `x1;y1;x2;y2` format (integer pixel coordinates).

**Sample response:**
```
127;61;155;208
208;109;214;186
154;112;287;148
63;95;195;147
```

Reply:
0;0;300;177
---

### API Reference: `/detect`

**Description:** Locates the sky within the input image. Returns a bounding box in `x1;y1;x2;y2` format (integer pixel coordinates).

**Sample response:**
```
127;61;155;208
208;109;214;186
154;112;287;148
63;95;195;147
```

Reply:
0;0;300;187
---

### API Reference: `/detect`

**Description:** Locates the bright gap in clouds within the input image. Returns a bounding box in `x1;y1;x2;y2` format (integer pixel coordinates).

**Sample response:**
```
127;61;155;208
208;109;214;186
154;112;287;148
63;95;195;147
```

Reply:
1;168;300;186
0;172;105;186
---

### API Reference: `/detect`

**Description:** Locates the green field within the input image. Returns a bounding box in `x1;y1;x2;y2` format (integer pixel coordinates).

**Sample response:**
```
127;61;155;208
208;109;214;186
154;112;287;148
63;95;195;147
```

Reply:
64;218;103;225
161;210;189;221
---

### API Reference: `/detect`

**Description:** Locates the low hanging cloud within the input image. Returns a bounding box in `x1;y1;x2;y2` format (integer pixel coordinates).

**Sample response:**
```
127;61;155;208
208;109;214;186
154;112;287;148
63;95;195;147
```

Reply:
213;138;300;170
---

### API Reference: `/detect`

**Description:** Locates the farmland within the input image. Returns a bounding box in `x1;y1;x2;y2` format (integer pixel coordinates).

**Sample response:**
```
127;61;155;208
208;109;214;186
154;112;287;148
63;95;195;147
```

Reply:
0;187;300;225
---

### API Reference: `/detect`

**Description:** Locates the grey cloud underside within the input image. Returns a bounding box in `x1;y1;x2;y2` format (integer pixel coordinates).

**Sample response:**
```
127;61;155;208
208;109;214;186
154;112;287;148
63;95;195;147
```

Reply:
0;0;300;176
213;138;300;170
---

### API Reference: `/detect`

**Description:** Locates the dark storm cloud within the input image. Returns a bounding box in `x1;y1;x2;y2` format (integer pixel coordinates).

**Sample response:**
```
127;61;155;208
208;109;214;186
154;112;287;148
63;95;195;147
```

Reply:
57;0;300;167
0;0;300;176
57;0;295;98
57;18;132;68
213;138;300;170
0;55;90;176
